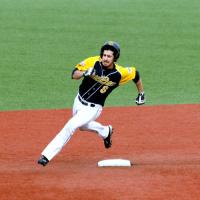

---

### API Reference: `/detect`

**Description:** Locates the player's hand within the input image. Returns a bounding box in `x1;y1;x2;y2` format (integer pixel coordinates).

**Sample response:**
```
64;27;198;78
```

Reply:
83;68;95;77
135;92;145;105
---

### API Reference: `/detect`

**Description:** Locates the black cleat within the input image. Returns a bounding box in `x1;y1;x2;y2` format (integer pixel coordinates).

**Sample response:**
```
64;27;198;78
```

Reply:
104;125;113;148
37;155;49;167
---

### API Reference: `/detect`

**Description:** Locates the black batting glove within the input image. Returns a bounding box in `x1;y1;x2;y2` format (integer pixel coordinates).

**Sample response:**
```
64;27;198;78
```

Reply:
135;92;145;105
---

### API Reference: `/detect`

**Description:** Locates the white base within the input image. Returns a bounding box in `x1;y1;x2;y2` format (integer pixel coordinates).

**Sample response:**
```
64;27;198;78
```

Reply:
98;159;132;167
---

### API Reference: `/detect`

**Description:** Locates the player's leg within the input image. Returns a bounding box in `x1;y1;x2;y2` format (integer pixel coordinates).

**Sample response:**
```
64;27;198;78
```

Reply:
79;121;110;138
40;100;102;162
80;121;113;148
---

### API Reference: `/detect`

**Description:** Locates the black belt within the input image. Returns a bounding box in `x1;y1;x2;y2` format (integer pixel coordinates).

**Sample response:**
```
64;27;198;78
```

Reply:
78;95;95;107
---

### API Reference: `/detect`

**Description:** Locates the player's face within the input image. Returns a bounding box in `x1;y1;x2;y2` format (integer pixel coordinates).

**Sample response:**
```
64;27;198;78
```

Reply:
101;50;115;69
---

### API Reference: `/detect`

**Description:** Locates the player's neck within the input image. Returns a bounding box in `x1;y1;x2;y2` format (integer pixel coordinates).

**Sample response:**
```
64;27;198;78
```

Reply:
102;63;114;70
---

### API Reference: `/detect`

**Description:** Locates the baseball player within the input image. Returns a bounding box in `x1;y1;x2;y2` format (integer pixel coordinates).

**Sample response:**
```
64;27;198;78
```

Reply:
38;41;145;166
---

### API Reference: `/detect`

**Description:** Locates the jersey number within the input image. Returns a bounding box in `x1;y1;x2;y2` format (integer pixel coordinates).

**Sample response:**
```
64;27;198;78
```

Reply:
100;86;109;93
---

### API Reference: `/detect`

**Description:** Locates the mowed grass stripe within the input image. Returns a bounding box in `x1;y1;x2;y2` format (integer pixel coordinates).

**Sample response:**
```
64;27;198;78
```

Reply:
0;0;199;111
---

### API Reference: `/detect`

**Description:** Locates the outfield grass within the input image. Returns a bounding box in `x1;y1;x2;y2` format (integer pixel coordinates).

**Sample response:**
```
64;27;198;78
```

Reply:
0;0;200;111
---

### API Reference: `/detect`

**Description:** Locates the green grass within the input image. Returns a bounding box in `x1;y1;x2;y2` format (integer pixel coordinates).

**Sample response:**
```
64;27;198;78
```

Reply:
0;0;200;111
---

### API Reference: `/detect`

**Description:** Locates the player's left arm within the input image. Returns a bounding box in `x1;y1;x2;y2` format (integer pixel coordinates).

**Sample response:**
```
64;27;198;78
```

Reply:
117;65;145;105
132;70;145;105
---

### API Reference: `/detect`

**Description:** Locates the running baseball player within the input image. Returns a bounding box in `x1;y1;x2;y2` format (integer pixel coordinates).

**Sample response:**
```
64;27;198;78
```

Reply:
38;41;145;166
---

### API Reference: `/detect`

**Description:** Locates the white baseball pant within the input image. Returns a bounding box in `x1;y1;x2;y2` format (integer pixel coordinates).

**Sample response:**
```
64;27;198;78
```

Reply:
41;94;110;161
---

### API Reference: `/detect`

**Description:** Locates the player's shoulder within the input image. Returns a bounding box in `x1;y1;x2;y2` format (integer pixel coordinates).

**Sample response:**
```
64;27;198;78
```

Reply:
115;64;136;75
80;56;100;66
75;55;100;70
115;63;137;85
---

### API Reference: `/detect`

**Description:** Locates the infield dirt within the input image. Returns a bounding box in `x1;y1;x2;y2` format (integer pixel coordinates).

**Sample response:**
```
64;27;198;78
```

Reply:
0;104;200;200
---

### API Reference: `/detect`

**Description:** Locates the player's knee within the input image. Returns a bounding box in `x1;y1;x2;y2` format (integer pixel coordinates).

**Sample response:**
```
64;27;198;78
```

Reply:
63;122;79;136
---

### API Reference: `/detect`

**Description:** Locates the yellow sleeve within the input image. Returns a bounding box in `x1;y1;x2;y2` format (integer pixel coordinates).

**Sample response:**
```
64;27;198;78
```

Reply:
75;56;100;71
116;65;136;85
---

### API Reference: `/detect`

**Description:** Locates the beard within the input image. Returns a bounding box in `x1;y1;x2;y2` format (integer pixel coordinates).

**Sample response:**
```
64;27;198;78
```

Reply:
101;60;114;69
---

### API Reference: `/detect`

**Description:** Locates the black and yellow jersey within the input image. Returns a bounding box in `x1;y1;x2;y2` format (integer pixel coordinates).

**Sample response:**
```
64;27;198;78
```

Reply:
75;56;136;106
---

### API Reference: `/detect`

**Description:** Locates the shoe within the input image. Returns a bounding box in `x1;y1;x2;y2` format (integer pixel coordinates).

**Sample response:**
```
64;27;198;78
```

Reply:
37;155;49;166
104;125;113;148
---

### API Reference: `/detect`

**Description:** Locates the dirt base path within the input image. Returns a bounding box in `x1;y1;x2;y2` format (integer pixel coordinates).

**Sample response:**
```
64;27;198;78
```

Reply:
0;104;200;200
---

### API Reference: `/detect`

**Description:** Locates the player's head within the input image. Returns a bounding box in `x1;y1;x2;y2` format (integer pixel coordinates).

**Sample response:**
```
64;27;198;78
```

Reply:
100;41;120;62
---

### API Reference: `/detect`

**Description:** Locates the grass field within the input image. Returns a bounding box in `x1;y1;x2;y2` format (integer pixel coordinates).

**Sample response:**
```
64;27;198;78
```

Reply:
0;0;200;111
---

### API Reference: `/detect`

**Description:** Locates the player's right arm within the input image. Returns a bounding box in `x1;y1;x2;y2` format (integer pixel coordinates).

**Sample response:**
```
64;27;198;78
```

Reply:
72;69;85;79
71;56;100;80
